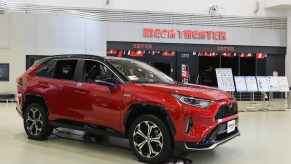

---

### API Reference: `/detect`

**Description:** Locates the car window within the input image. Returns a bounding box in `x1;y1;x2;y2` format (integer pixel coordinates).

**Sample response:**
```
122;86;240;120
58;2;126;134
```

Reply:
108;58;175;84
53;60;78;80
84;60;121;84
36;60;56;78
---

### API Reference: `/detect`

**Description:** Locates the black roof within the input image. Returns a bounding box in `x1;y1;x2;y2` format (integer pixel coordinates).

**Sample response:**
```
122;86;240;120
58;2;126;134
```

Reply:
35;54;131;65
53;54;106;60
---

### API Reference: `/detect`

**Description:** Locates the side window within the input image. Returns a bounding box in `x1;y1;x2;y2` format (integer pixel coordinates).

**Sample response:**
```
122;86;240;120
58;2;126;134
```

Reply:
53;60;78;80
36;60;56;78
84;61;121;84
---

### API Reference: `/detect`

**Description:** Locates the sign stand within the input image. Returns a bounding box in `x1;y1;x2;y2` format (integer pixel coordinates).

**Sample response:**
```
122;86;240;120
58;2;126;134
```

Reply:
267;92;274;107
262;92;266;110
287;91;291;109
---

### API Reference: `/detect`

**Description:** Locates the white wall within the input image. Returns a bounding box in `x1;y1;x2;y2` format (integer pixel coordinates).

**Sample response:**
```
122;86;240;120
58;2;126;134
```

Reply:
0;11;288;95
0;13;107;95
8;0;286;17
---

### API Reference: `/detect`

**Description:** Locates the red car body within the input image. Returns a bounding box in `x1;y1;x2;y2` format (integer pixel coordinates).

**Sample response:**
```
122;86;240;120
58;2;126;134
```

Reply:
16;55;239;159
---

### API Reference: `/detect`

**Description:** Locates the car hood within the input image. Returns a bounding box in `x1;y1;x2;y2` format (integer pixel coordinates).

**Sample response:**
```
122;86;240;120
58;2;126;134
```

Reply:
140;83;233;100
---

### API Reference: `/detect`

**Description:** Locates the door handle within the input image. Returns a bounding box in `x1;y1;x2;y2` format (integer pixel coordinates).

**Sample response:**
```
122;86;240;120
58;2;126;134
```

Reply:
75;90;86;95
40;83;49;88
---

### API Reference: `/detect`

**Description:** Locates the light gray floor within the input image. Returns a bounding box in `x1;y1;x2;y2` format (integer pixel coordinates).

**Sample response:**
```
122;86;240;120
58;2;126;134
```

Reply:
1;103;291;164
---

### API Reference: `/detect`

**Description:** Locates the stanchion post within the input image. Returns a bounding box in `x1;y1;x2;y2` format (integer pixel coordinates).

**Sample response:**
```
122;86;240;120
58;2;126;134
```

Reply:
269;92;273;106
288;91;291;109
263;92;266;110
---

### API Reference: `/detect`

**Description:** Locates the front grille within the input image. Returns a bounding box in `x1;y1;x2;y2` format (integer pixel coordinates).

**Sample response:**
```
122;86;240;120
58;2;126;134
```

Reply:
215;104;237;120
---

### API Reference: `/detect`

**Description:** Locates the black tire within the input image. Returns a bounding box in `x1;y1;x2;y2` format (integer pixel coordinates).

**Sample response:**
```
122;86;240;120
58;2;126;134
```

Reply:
23;103;53;140
129;114;173;163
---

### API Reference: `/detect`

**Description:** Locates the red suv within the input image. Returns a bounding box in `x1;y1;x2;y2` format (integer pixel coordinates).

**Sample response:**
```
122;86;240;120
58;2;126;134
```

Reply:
16;55;239;163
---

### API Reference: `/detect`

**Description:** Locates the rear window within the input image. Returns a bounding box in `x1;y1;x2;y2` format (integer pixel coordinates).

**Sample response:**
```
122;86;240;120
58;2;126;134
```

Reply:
35;60;56;78
53;60;78;80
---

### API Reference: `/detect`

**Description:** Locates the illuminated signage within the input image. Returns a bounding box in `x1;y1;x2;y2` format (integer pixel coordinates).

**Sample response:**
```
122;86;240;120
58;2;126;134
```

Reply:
143;28;227;40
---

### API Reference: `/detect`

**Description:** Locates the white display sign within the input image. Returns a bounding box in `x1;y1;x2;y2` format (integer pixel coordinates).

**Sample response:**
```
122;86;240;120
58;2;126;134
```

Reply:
256;76;269;92
234;76;247;92
215;68;235;91
245;76;258;92
277;76;289;92
267;76;280;92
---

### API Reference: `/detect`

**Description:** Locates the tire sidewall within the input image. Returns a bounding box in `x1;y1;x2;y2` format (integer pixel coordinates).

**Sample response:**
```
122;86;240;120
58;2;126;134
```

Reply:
129;114;173;163
23;103;52;140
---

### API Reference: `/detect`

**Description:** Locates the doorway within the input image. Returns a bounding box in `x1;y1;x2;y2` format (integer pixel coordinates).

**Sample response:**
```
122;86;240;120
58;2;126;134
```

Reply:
153;63;171;76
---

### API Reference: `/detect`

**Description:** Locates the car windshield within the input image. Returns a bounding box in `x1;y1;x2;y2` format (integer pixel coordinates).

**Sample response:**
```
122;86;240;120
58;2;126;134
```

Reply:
107;58;175;84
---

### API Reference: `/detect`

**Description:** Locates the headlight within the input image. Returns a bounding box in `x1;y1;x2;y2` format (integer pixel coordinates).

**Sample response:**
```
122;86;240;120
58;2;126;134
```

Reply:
172;94;213;109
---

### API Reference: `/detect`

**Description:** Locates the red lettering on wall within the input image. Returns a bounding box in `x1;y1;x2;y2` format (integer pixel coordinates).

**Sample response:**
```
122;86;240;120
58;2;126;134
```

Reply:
143;28;227;40
178;30;184;39
185;30;192;39
200;31;206;39
206;31;213;39
161;29;168;38
154;29;160;38
169;29;176;38
220;31;227;40
213;31;218;40
193;30;198;39
143;28;154;37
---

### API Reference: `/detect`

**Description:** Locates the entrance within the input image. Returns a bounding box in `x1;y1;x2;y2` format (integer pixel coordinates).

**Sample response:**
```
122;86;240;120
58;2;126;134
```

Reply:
153;63;171;76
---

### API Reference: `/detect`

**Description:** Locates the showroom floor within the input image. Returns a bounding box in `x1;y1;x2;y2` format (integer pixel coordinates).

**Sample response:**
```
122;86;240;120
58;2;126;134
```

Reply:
1;102;291;164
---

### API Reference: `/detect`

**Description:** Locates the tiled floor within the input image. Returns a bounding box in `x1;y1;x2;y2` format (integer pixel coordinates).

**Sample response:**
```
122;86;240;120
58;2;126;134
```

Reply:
1;102;291;164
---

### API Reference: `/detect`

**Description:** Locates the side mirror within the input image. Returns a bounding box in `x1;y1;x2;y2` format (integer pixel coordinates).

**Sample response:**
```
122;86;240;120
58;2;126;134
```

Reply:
94;80;116;91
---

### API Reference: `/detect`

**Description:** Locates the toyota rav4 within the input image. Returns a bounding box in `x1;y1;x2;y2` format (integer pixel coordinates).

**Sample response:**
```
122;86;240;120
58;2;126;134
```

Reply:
16;55;239;163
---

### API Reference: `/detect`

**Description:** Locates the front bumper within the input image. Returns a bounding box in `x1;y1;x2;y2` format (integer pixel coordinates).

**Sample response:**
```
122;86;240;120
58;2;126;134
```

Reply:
183;130;240;150
175;120;240;151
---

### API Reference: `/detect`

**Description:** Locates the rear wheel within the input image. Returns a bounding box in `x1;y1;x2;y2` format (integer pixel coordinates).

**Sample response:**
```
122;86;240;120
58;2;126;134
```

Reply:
23;103;53;140
129;114;173;163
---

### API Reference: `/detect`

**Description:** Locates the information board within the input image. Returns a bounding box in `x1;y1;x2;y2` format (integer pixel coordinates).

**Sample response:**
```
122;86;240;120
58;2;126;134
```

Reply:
245;76;258;92
256;76;269;92
277;76;289;92
215;68;235;91
267;76;280;92
234;76;247;92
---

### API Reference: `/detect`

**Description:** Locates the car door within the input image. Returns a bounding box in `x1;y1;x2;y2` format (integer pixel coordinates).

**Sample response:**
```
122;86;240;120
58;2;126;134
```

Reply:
38;59;80;120
70;59;124;132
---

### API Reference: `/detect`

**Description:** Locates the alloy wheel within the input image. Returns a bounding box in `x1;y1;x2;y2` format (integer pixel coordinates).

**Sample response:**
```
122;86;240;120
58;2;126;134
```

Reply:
25;108;43;136
133;121;163;158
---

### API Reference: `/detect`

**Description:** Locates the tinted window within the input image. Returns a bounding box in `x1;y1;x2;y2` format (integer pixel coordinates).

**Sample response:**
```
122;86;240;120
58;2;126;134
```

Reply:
54;60;78;80
36;60;56;78
84;60;121;84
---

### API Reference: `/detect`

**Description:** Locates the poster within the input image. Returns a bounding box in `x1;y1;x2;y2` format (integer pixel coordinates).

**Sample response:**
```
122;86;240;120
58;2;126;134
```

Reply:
256;76;269;92
277;76;289;92
267;76;280;92
245;76;258;92
181;64;190;83
215;68;235;91
234;76;247;92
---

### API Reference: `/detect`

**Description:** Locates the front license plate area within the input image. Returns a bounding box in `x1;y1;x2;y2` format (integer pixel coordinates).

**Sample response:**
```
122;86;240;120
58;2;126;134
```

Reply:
227;120;235;133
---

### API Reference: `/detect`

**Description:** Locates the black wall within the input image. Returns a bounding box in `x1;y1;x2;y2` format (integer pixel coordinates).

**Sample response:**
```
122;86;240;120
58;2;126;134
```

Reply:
266;54;285;76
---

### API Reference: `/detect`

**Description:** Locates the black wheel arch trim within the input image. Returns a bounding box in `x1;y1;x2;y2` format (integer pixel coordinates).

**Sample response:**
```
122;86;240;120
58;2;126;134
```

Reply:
123;103;176;136
23;93;50;116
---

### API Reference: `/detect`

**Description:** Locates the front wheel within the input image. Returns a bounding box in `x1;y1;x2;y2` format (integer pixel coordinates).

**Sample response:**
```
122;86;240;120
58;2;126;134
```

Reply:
129;114;173;163
23;103;53;140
